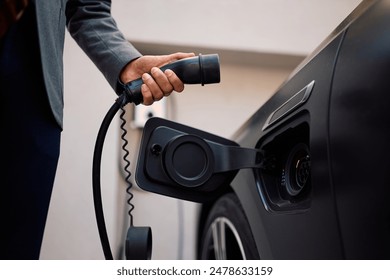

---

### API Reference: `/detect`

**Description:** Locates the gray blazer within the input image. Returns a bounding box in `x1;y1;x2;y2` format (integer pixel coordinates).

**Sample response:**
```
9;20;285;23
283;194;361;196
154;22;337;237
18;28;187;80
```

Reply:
34;0;141;127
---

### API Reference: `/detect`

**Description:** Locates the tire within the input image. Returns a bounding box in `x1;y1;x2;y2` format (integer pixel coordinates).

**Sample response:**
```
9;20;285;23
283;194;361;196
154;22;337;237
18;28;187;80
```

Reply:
199;192;260;260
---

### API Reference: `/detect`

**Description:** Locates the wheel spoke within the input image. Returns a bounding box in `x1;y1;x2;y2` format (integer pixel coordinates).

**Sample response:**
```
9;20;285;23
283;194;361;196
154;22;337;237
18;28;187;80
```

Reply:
211;218;227;259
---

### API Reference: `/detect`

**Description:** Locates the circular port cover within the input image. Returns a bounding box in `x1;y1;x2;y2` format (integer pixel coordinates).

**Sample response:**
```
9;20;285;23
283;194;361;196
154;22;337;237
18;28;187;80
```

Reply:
163;135;214;188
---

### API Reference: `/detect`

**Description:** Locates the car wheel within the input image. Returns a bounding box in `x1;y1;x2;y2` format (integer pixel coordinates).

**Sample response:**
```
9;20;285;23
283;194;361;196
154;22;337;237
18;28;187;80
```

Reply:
199;192;260;259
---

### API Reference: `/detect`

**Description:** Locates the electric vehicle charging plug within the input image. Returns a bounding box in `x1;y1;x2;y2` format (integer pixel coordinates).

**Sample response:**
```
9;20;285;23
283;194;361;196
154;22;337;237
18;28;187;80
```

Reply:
117;54;220;105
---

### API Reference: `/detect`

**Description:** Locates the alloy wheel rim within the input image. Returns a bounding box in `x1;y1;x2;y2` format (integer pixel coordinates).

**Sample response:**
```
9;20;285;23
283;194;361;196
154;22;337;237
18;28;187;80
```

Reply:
202;217;246;260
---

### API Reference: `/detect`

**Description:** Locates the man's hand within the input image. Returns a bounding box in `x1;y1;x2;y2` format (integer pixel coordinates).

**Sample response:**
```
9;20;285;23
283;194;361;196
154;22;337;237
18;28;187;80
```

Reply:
120;52;195;105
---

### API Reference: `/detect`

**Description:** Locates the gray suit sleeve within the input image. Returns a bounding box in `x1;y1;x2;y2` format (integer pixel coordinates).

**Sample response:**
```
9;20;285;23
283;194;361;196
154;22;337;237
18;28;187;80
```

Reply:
65;0;142;91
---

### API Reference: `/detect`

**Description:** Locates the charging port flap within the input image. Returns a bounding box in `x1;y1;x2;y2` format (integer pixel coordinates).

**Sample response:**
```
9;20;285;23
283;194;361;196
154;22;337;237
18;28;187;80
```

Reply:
135;118;263;203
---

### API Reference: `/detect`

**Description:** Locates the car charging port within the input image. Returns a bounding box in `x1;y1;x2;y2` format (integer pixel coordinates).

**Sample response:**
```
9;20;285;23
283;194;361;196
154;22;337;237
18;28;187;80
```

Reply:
282;143;311;197
255;119;311;213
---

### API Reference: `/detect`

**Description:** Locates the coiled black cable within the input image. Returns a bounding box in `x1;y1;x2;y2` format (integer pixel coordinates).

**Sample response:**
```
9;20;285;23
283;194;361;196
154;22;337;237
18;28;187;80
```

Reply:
119;106;135;226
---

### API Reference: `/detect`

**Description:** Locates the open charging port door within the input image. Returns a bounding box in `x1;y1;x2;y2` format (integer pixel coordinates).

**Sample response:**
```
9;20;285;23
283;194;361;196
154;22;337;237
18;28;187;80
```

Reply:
135;117;264;203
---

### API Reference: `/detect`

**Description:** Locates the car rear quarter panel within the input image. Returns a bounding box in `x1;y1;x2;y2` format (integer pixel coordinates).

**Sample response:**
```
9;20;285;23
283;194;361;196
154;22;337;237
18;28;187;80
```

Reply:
231;33;346;259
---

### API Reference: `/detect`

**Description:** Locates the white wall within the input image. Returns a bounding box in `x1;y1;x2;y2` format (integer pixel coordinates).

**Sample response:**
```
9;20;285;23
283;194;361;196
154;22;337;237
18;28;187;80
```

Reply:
112;0;361;55
40;0;362;259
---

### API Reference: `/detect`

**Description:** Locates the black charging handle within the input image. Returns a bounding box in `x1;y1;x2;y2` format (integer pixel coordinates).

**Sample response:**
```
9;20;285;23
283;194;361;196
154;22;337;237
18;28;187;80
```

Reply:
119;54;220;105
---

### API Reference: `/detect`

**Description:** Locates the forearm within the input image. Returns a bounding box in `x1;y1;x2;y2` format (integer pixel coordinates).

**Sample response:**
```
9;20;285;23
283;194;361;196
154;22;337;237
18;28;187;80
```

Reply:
65;0;141;91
